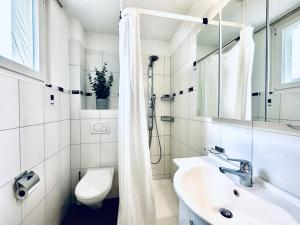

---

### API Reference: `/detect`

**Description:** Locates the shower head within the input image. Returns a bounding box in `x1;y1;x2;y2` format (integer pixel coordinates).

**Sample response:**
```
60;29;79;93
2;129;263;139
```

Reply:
148;55;159;67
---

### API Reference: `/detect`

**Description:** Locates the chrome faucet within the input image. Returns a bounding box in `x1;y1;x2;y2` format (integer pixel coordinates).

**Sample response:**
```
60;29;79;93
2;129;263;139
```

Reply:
219;158;252;187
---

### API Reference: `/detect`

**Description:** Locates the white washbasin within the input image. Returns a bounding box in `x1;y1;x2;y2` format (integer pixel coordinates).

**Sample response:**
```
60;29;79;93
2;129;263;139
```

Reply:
173;157;300;225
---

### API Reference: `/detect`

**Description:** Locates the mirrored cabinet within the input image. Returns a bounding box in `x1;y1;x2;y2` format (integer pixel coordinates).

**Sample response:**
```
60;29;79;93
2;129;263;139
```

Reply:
195;0;300;126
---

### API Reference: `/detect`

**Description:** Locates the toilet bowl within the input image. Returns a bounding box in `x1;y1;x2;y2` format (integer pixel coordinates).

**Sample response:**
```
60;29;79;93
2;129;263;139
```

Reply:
75;167;114;209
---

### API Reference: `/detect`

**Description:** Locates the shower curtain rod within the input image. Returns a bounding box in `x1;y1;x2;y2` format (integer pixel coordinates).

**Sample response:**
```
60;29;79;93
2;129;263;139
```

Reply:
121;7;244;28
195;26;265;65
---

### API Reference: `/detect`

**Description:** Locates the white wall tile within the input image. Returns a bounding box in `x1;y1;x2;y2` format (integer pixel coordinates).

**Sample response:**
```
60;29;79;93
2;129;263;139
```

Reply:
100;110;118;119
44;88;60;123
100;119;118;142
100;142;118;165
164;56;171;76
71;145;80;169
85;49;102;71
21;162;45;219
0;75;19;130
60;147;70;178
22;199;45;225
45;122;60;158
150;136;165;156
253;130;300;198
45;184;61;225
81;143;101;168
0;129;20;187
80;119;101;143
151;155;165;175
45;153;61;194
220;124;252;163
80;110;100;119
60;92;70;120
20;125;45;170
69;65;81;90
0;181;21;225
188;120;202;151
153;75;165;95
103;50;119;73
70;120;80;145
179;119;189;145
20;81;44;127
60;120;70;150
202;122;220;150
70;95;81;119
69;39;81;66
280;92;300;121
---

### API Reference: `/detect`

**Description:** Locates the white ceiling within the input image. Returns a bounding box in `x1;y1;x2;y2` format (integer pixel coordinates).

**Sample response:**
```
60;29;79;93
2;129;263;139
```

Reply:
61;0;196;41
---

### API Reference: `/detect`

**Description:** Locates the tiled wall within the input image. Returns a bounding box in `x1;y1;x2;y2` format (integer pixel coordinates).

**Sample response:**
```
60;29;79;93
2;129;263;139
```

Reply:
0;74;71;225
142;54;172;179
70;110;119;200
170;27;300;199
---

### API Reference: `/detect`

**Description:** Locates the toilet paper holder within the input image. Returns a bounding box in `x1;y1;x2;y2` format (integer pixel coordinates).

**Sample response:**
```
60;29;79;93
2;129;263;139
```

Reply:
14;170;40;201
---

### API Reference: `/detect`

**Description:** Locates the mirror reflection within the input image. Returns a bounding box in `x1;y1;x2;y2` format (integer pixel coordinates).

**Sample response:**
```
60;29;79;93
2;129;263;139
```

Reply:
220;0;267;121
268;1;300;123
196;23;220;118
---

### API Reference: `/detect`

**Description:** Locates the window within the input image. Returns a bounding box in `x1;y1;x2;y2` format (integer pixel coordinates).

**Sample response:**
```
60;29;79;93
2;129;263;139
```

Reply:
282;21;300;84
271;11;300;89
0;0;39;72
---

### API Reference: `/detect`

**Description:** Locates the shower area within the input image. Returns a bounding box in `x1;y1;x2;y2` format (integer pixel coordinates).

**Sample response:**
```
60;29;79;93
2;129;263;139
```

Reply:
146;55;178;224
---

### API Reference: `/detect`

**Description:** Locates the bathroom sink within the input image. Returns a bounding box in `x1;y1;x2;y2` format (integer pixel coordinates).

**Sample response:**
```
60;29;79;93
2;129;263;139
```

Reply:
173;157;300;225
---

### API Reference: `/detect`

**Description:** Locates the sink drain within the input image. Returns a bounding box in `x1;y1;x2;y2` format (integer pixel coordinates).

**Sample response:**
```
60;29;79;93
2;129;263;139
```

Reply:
219;208;233;219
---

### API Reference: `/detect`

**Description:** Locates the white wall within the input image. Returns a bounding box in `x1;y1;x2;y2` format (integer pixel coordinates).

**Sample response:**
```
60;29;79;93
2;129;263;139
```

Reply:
48;0;70;89
0;1;72;224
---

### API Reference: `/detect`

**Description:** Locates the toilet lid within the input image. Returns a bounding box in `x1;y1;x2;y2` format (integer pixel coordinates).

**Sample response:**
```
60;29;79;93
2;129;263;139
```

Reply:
76;168;114;200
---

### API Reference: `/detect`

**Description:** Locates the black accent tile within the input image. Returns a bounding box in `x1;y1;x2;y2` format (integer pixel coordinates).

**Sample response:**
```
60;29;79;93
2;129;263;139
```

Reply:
173;93;176;97
252;92;259;96
46;84;52;88
58;87;64;92
179;91;183;95
203;18;208;24
86;93;93;96
188;87;194;92
72;90;80;94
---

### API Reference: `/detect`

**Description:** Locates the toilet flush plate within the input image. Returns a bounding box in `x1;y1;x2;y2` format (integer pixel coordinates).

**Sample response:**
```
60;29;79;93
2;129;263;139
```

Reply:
91;122;110;134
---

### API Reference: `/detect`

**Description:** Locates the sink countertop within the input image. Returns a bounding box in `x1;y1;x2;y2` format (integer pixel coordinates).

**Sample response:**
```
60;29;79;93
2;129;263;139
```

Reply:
173;156;300;225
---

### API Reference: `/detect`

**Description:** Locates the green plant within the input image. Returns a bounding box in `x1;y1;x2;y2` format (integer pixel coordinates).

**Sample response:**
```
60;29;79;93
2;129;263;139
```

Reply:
89;63;113;99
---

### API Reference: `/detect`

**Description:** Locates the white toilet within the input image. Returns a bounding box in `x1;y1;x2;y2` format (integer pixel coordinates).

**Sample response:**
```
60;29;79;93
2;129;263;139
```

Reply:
75;167;114;209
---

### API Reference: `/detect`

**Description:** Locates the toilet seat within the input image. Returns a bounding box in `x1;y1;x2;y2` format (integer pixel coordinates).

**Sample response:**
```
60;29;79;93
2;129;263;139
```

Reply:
75;168;114;205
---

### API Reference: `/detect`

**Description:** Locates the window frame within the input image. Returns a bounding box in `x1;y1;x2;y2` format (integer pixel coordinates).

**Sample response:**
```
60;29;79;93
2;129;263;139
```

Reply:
271;10;300;90
0;0;46;82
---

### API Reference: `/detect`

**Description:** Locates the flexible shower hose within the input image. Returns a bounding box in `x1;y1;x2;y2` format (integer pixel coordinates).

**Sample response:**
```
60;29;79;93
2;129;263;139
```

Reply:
149;98;162;165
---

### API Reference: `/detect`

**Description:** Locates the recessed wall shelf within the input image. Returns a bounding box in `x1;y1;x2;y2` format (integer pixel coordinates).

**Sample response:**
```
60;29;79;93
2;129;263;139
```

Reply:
161;95;174;102
161;116;174;122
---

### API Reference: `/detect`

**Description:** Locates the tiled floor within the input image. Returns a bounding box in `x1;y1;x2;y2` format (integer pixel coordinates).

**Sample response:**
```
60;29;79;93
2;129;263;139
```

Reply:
61;198;119;225
61;179;178;225
153;179;179;225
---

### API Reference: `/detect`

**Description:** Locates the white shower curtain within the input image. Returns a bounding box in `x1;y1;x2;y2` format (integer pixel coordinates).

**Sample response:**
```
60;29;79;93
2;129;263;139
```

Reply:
118;8;157;225
196;54;219;117
221;26;255;120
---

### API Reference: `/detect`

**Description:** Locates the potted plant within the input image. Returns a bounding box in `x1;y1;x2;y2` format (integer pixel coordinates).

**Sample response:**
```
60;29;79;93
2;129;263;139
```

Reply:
89;63;113;109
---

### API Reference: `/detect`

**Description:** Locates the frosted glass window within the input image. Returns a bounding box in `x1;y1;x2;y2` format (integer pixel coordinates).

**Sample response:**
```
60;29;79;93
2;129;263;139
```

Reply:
283;21;300;84
0;0;39;71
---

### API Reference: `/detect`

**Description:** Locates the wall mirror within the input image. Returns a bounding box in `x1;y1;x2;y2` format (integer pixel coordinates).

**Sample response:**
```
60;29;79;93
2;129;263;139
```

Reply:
196;19;220;118
268;1;300;124
196;0;268;121
220;0;267;121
